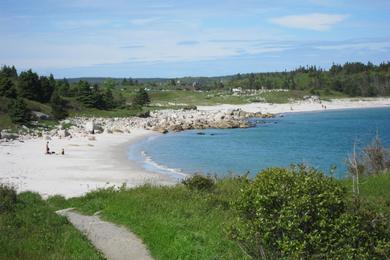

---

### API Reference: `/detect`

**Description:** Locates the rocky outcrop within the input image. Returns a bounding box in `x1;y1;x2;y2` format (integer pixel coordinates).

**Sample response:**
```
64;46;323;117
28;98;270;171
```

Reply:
0;108;275;142
67;108;273;134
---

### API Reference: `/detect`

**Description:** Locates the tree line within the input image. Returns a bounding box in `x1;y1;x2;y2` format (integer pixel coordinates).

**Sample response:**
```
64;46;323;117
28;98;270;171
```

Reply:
225;62;390;96
0;65;150;124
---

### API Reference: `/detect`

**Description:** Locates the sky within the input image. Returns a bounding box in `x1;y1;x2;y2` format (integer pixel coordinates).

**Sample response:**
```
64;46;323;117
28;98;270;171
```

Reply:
0;0;390;78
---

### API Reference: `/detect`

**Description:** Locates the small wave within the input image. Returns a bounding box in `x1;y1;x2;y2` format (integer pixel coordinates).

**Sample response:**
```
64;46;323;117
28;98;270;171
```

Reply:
140;151;188;180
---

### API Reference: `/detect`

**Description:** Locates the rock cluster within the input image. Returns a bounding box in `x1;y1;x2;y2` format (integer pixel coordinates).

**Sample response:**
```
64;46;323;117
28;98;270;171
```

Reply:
0;108;274;142
69;108;271;134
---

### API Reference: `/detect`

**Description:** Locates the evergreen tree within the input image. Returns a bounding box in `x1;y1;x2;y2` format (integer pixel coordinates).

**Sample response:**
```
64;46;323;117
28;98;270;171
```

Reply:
8;98;30;124
17;70;40;100
0;76;17;98
39;75;55;103
50;91;68;120
132;88;150;107
0;65;17;79
76;81;94;107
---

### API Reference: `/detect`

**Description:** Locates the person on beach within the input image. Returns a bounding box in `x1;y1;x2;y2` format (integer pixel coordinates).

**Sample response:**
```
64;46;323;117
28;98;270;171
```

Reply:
46;141;50;154
61;148;65;155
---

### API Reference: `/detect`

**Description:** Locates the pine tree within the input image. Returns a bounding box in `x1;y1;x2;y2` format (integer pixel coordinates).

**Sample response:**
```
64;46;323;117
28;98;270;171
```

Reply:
50;91;68;119
8;98;30;124
132;88;150;107
0;76;17;98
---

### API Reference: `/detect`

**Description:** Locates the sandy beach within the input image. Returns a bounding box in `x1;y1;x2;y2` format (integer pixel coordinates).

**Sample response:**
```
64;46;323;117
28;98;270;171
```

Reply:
1;97;390;198
0;129;175;198
198;97;390;114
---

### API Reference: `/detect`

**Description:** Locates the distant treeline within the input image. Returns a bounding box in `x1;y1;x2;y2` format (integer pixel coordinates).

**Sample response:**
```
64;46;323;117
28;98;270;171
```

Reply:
225;62;390;97
61;61;390;97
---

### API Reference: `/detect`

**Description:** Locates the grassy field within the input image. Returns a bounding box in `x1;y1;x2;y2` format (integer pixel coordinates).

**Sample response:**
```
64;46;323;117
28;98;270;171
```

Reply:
44;173;390;260
0;191;103;259
48;179;250;260
340;173;390;216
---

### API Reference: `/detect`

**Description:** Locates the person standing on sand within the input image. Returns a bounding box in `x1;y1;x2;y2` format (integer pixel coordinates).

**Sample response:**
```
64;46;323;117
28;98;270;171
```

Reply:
46;141;50;154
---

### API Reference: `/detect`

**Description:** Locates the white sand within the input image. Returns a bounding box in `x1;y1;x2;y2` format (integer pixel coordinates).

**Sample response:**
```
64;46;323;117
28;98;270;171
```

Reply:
0;129;175;198
1;97;390;198
198;97;390;114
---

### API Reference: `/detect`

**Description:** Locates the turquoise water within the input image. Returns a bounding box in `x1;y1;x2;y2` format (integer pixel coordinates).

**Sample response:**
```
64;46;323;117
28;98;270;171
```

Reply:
128;107;390;178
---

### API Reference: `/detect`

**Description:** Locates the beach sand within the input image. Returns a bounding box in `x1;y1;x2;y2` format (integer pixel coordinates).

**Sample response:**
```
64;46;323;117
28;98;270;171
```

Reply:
0;129;175;198
198;97;390;114
1;97;390;198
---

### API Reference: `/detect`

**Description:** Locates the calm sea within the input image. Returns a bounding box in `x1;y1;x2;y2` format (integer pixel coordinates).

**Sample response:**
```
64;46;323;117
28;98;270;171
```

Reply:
128;107;390;178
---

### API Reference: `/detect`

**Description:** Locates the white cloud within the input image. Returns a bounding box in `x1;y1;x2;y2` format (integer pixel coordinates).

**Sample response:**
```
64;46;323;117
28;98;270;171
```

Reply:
270;13;348;31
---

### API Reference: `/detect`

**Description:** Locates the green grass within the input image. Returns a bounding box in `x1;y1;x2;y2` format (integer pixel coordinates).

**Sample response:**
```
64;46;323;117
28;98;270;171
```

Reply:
340;173;390;216
48;179;250;260
45;173;390;260
149;89;313;107
0;191;103;259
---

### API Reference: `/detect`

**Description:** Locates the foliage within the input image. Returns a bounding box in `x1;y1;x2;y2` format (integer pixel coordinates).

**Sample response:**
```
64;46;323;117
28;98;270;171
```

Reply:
132;88;150;107
8;98;30;124
50;90;68;120
0;65;17;79
182;174;215;191
0;76;17;98
347;134;390;177
0;191;103;259
230;166;390;259
0;184;17;213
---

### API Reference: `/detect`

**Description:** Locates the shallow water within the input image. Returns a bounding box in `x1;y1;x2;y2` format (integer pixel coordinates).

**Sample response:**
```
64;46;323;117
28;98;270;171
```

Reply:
128;107;390;178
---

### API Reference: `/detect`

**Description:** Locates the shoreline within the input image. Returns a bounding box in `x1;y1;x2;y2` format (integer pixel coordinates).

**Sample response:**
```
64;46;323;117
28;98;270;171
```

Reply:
1;97;390;198
198;97;390;114
0;129;176;199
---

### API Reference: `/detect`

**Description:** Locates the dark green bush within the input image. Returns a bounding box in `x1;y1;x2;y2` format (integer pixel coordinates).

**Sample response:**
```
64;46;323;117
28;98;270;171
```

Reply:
0;184;17;213
182;174;215;192
230;166;390;259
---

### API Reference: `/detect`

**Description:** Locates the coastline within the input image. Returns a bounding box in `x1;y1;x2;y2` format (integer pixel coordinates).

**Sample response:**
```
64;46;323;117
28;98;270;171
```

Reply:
0;129;176;198
1;97;390;198
198;97;390;114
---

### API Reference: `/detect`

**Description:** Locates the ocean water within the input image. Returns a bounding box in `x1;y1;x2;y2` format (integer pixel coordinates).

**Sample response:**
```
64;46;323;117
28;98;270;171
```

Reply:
128;107;390;178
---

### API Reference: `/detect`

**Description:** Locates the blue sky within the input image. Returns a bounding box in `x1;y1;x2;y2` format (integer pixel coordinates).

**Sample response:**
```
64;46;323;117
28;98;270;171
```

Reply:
1;0;389;78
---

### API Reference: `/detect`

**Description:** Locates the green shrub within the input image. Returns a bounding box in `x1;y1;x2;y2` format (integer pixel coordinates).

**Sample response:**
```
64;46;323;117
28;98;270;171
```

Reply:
230;166;390;259
182;174;215;192
0;184;17;213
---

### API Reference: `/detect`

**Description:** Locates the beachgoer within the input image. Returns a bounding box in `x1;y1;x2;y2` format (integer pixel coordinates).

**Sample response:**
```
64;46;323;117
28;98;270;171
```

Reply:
46;141;50;154
61;148;65;155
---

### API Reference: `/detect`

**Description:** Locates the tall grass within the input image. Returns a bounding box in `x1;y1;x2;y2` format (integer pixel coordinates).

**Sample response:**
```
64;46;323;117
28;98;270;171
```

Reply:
0;190;103;259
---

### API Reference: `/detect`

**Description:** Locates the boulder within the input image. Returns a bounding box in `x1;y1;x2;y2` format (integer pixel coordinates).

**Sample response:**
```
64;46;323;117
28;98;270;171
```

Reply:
0;131;19;140
31;111;50;120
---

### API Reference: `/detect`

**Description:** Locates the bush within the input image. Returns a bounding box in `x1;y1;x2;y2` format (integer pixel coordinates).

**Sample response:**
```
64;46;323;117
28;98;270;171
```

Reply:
182;174;215;192
347;134;390;176
230;166;390;259
8;98;30;124
0;184;17;213
132;88;150;107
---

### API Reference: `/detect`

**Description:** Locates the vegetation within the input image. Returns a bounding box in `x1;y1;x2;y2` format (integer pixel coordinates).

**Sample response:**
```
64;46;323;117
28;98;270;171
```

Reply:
230;166;389;259
8;98;30;124
182;174;215;191
42;168;389;259
47;180;249;260
1;61;389;130
0;186;103;259
132;88;150;107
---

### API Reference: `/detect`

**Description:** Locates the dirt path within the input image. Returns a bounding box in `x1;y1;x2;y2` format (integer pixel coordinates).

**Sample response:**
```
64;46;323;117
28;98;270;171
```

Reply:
56;208;153;260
